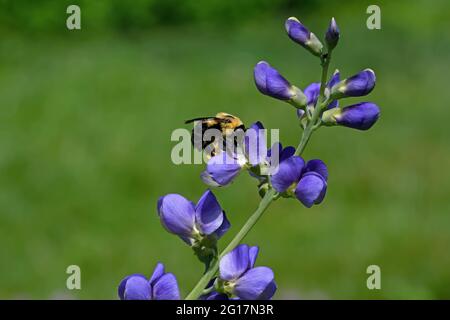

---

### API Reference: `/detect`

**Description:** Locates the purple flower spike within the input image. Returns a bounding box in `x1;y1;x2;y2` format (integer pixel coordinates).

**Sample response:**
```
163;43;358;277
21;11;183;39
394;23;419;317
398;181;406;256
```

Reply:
218;244;276;300
158;190;230;244
336;102;380;130
325;17;340;50
118;263;180;300
254;61;294;100
332;69;376;98
285;17;323;56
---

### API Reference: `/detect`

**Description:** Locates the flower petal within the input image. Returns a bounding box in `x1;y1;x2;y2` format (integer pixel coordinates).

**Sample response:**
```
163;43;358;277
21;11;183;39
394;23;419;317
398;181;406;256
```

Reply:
118;274;147;300
327;99;339;109
158;194;195;238
249;246;259;269
234;266;275;300
204;152;243;186
149;263;165;285
254;61;270;95
304;159;328;181
297;108;305;119
200;171;221;187
271;156;305;192
304;82;320;106
219;244;250;281
213;211;231;239
259;280;277;300
152;273;180;300
245;122;267;166
267;142;282;159
123;275;152;300
326;70;340;110
280;146;296;162
295;172;327;208
195;190;224;235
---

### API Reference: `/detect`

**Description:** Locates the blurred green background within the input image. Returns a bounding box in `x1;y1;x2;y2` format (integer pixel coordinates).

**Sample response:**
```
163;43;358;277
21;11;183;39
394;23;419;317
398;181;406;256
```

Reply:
1;0;449;299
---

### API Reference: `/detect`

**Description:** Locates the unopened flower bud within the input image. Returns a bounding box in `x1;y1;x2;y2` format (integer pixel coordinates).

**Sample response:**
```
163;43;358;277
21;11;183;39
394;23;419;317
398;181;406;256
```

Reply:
285;17;323;56
325;17;340;51
254;61;294;100
322;102;380;130
254;61;306;108
331;69;376;98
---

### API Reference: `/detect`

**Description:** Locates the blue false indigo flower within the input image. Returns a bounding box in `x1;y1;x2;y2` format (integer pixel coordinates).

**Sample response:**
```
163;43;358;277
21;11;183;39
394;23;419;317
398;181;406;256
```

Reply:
271;156;328;208
322;102;380;130
217;244;277;300
285;17;323;56
254;61;307;108
157;190;230;245
325;17;340;51
118;263;180;300
202;122;269;186
331;69;376;98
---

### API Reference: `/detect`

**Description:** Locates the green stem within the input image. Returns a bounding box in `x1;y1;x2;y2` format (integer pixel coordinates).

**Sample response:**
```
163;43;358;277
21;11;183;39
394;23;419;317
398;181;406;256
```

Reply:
295;53;331;156
185;52;333;301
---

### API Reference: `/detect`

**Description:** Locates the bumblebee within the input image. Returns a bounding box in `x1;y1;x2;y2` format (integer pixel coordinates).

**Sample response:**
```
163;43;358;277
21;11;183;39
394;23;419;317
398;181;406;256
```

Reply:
185;112;246;156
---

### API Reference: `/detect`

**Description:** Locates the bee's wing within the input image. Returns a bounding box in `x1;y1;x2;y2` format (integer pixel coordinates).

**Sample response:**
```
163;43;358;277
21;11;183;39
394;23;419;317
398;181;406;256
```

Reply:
185;117;217;124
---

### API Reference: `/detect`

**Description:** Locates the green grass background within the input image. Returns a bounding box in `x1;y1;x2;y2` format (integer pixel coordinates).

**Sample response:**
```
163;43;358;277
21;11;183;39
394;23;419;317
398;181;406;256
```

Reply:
0;0;450;299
